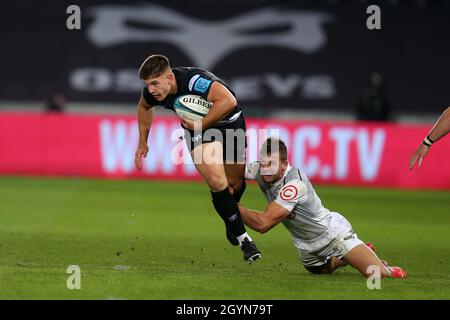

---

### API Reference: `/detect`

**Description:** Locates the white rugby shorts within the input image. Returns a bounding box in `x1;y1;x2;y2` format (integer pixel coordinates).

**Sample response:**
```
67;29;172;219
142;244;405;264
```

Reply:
297;213;364;267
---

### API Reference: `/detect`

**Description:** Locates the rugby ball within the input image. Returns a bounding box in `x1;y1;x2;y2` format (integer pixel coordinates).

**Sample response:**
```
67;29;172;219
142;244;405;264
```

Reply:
174;95;212;121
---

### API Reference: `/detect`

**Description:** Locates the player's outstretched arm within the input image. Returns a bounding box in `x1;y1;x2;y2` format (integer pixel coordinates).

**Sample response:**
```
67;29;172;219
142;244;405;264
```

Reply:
238;202;290;234
427;106;450;143
409;106;450;170
135;94;154;170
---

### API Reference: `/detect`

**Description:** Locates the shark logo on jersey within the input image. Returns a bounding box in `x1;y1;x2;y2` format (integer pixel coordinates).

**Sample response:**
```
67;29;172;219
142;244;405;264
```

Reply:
87;4;333;69
280;184;299;201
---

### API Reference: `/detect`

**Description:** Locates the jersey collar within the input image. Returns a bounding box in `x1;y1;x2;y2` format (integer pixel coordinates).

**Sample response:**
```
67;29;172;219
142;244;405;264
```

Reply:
270;163;292;189
282;163;292;179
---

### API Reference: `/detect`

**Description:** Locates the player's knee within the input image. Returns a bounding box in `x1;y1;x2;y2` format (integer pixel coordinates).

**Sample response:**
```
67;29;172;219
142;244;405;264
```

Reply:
228;178;243;194
304;265;333;275
206;174;228;192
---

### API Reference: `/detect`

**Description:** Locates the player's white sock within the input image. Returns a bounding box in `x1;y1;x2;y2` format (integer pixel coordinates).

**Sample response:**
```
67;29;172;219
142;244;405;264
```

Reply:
237;233;252;246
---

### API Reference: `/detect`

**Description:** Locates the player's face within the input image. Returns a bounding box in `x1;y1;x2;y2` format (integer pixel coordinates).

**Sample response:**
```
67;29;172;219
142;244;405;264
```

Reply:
260;152;288;184
144;72;173;101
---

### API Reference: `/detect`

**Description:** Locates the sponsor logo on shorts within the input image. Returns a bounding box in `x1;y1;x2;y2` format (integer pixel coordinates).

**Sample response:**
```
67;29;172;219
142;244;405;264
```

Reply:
343;234;355;241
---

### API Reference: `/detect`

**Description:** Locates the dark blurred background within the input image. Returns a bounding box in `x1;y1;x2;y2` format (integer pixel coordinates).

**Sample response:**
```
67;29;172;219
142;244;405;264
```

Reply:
1;0;449;120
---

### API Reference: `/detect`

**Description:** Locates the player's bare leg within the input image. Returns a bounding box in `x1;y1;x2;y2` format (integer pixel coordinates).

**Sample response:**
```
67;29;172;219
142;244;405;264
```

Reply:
304;243;393;275
337;242;386;269
191;142;261;262
342;243;406;278
330;257;349;270
365;242;388;266
304;257;348;274
191;141;228;192
224;163;246;200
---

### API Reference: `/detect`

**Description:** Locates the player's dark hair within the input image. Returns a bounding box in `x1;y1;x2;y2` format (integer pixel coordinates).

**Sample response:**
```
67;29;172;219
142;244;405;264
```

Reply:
138;54;171;80
260;138;288;161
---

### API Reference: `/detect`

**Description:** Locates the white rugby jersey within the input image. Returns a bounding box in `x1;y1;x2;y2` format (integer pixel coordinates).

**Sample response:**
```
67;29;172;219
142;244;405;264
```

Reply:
245;161;344;252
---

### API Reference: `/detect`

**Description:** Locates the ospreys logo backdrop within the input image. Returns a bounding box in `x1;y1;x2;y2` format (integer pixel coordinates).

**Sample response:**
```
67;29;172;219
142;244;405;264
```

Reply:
1;1;449;112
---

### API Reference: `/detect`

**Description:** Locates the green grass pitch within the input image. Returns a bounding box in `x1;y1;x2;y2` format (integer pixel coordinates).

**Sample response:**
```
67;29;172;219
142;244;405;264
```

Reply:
0;176;449;299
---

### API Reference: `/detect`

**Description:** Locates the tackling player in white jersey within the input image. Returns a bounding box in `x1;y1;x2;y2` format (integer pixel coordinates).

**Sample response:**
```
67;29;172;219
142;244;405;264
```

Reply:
237;138;407;278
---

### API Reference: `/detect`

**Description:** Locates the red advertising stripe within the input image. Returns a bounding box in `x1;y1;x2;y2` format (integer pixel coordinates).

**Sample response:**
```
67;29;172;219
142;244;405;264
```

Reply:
0;112;449;189
0;112;43;174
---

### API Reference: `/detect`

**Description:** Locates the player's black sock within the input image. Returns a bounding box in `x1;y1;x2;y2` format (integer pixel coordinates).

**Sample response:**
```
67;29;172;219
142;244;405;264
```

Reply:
211;187;246;237
232;179;246;203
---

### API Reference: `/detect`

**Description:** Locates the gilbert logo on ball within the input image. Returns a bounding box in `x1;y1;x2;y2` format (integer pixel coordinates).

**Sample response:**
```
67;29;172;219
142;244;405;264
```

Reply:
174;94;212;121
